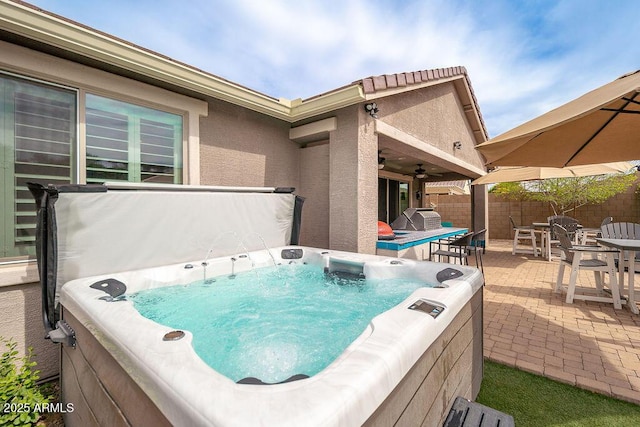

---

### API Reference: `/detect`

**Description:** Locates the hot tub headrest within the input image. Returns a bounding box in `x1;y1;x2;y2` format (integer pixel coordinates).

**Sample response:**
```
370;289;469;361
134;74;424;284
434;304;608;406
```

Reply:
237;374;309;385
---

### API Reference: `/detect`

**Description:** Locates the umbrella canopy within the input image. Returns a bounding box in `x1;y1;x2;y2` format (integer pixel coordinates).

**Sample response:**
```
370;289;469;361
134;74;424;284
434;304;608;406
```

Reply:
476;70;640;167
471;162;634;185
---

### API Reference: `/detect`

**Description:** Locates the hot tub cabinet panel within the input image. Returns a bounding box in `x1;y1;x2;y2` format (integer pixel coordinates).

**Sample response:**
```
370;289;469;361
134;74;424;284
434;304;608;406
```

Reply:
363;288;483;427
57;247;483;427
61;308;171;427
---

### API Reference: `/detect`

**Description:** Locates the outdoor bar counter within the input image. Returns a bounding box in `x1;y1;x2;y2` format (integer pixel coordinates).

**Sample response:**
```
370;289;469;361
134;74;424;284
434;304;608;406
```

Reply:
376;227;468;260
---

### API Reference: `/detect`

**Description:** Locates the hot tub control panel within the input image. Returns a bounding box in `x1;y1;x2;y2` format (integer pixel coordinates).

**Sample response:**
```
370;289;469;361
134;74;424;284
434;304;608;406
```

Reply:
408;299;445;318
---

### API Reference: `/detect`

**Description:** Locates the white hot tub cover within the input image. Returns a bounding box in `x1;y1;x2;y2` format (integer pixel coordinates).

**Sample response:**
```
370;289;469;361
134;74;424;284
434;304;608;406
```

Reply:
28;182;304;333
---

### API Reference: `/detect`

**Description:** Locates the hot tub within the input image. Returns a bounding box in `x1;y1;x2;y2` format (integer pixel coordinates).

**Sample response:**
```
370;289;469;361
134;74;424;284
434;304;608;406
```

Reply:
29;183;483;426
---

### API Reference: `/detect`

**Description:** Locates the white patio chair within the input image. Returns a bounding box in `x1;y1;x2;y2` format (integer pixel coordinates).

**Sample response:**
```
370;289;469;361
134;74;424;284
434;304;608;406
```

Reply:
509;216;540;257
554;224;622;308
579;216;613;245
547;215;579;260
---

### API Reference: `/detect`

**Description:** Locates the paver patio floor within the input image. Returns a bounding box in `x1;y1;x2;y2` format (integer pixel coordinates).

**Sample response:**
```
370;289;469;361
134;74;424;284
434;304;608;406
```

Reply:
482;240;640;405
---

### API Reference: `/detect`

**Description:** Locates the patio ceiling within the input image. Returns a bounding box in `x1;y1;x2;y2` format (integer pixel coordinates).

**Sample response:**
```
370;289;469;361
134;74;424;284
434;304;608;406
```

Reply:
377;143;474;181
377;127;486;180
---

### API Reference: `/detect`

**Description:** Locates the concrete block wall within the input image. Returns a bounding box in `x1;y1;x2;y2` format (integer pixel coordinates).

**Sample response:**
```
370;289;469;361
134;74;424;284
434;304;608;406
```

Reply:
430;195;472;230
433;177;639;239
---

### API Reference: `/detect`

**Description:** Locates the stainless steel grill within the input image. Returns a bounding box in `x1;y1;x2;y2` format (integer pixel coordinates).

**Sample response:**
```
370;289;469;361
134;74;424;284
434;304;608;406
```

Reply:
390;208;442;231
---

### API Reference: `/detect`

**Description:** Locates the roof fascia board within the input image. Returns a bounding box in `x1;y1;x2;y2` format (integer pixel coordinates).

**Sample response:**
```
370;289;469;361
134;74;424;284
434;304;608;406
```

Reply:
289;117;337;140
290;85;365;121
453;77;489;142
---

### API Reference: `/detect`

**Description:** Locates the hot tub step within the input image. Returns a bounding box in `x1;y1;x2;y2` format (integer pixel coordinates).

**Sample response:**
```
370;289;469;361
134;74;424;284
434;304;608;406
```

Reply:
443;396;514;427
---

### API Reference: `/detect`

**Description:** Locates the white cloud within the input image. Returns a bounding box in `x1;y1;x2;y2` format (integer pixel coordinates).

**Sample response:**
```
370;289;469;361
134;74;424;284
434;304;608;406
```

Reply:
24;0;640;137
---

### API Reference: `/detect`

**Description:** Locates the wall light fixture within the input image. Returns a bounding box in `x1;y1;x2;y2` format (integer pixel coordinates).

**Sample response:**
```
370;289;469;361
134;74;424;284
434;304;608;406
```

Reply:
364;102;379;118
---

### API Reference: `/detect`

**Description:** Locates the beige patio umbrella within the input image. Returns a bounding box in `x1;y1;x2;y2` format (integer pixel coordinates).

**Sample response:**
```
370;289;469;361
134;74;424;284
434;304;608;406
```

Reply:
471;161;634;185
476;70;640;167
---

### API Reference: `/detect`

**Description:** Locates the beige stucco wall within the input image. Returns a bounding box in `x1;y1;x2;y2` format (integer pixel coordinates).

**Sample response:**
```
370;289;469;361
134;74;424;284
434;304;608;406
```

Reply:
377;82;486;172
358;112;381;254
329;106;360;251
199;98;300;189
198;97;342;249
373;82;489;236
328;106;378;254
298;142;330;248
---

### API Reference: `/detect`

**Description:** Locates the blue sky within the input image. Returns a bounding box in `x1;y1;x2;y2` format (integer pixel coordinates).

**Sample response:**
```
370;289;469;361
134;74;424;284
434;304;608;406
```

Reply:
26;0;640;137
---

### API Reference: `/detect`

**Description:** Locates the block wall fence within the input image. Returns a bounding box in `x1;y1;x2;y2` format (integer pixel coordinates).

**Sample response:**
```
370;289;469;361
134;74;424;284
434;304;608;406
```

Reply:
430;174;640;240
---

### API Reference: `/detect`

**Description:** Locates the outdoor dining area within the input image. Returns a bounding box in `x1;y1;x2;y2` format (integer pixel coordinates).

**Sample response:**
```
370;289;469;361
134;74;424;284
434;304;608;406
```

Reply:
400;216;640;404
469;70;640;317
479;239;640;405
440;69;640;409
506;215;640;314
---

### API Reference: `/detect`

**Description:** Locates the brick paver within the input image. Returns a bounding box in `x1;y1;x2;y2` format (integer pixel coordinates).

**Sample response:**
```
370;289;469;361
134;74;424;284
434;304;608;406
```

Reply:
482;240;640;405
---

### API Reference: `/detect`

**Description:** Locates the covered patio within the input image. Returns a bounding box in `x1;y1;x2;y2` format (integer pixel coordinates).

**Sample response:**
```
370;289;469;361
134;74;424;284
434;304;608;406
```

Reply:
482;240;640;405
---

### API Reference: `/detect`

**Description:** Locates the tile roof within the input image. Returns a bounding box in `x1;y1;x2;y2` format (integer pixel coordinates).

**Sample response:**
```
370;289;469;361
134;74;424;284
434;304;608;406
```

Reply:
359;66;468;94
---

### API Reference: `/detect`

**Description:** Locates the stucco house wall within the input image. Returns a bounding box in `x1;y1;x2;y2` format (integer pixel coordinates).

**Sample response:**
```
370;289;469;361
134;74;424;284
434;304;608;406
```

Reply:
298;142;330;248
0;269;58;380
199;98;301;189
328;105;364;252
198;97;339;250
378;82;486;172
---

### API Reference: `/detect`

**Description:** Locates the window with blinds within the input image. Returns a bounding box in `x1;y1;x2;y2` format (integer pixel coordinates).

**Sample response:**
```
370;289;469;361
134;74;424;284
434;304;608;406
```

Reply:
0;75;76;257
0;76;184;259
86;94;183;184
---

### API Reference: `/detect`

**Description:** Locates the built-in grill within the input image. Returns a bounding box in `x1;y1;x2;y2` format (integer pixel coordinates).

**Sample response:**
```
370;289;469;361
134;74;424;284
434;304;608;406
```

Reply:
390;208;442;231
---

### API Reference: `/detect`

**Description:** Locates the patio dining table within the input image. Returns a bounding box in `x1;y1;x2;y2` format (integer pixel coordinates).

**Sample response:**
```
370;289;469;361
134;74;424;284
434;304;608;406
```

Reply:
596;238;640;315
532;222;589;260
532;222;552;259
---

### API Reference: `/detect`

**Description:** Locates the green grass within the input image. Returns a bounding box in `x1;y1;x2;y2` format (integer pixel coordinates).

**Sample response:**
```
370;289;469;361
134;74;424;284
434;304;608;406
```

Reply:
476;360;640;427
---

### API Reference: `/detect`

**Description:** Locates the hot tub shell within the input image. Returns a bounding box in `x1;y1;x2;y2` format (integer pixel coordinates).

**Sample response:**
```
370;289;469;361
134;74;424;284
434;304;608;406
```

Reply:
29;183;483;427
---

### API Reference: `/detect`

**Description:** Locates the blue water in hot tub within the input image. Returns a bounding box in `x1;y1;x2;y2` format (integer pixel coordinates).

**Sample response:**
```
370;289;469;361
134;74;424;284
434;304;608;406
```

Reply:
130;263;432;383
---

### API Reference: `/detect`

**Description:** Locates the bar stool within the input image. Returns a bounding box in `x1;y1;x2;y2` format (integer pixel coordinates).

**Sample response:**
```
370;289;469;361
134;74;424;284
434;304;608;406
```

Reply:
430;232;474;265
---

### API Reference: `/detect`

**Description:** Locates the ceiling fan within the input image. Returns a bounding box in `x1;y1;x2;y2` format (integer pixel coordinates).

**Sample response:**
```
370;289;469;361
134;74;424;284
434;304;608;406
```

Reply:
415;164;426;179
